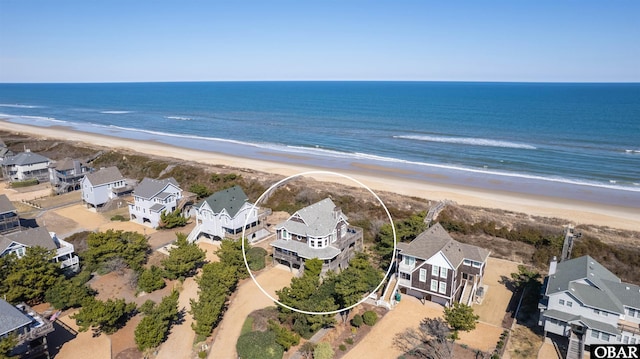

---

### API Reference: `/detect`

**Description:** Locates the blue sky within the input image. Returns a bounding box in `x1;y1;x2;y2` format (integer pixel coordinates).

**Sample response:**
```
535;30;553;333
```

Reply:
0;1;638;82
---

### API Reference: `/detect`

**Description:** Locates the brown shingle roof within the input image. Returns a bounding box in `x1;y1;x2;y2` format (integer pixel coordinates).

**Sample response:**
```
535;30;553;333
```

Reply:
84;166;124;186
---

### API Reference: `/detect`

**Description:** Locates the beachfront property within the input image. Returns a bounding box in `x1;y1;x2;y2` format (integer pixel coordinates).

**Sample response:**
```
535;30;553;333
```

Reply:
128;177;183;228
0;194;20;234
271;198;363;273
538;255;640;358
0;138;12;160
0;299;55;359
81;166;132;210
49;157;92;194
187;185;269;243
0;227;79;271
395;223;491;307
0;150;51;182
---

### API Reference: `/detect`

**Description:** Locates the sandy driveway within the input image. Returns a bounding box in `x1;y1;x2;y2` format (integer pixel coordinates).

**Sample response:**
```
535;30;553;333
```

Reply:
208;266;294;359
474;257;520;326
156;276;199;359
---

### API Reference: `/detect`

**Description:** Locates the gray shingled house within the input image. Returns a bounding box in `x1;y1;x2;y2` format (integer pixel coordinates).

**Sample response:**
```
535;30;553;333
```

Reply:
0;227;79;271
271;198;363;274
49;157;92;194
395;223;490;306
187;186;269;242
0;151;51;182
0;299;54;358
81;166;131;209
538;255;640;358
128;177;183;228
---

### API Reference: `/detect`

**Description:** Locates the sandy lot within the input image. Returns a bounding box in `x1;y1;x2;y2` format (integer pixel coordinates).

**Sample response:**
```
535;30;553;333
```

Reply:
207;266;294;359
473;257;521;327
52;309;112;359
156;277;199;359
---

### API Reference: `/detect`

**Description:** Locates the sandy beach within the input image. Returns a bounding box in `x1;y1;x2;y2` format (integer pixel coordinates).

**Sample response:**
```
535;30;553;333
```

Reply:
2;119;639;231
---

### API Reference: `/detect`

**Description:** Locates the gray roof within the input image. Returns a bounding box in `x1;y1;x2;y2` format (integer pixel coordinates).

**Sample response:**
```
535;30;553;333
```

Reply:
50;158;87;171
197;186;250;218
134;177;180;199
276;198;346;237
0;194;16;214
543;309;620;335
149;203;166;213
545;255;640;313
0;299;32;336
1;151;50;166
84;166;124;186
0;227;57;254
398;223;490;268
271;239;341;260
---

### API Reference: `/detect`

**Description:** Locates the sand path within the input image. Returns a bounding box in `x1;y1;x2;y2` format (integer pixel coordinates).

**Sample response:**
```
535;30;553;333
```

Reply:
53;309;112;359
156;276;199;359
208;266;294;359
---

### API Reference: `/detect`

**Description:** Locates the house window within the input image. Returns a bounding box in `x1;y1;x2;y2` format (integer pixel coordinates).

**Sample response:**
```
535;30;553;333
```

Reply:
591;330;600;339
601;333;610;342
623;336;629;344
404;256;415;266
439;281;447;294
559;299;565;305
310;239;316;248
472;261;482;268
440;267;448;279
282;230;290;240
430;280;438;291
566;301;572;307
419;269;427;282
631;338;636;344
432;265;439;276
463;259;471;266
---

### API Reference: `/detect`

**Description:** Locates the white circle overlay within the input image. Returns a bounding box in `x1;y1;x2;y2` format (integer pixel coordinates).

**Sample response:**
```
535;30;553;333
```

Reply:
242;170;397;316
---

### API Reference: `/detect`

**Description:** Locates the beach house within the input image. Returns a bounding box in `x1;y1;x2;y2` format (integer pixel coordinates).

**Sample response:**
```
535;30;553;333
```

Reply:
0;194;20;234
395;223;490;307
538;255;640;358
0;150;51;182
49;158;92;194
0;227;79;271
0;299;54;358
128;177;183;228
271;198;363;273
81;166;131;209
188;185;268;243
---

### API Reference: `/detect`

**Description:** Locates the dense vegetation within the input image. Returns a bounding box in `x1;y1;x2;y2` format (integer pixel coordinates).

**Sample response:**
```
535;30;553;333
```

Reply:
158;209;188;229
161;233;206;279
134;290;180;352
71;297;137;334
83;230;149;272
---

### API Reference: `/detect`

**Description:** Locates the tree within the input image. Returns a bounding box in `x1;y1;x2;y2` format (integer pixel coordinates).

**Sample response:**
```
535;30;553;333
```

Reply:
298;342;316;359
334;253;383;307
134;290;179;351
71;297;137;334
268;320;300;350
162;233;206;279
362;310;378;326
189;183;212;199
247;247;267;271
216;239;249;279
510;265;541;291
375;213;427;267
137;265;166;292
45;273;96;310
0;333;17;359
84;230;149;272
313;342;334;359
443;302;479;339
190;262;239;336
394;317;454;359
159;210;188;229
2;247;60;304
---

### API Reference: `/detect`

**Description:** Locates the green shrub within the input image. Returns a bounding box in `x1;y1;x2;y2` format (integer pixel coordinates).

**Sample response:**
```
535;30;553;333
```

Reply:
236;331;284;359
138;266;166;293
110;214;128;221
351;314;363;328
240;317;254;336
345;337;353;345
339;344;347;351
198;351;207;359
363;311;378;326
10;179;39;188
159;209;187;229
247;247;267;271
268;320;300;350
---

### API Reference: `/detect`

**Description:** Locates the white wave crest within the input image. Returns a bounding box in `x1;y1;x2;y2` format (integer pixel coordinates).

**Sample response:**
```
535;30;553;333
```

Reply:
100;111;132;114
394;135;537;150
166;116;192;121
0;104;41;108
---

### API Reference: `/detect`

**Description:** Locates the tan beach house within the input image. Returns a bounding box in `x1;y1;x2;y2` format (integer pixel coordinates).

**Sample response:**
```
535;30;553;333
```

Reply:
395;223;490;307
270;198;363;274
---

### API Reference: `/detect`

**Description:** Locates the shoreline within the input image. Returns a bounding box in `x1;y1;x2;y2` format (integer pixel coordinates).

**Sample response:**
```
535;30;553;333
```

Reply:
2;119;640;231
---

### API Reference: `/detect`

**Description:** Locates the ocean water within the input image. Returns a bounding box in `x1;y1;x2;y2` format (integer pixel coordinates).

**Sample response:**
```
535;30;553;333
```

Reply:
1;82;639;207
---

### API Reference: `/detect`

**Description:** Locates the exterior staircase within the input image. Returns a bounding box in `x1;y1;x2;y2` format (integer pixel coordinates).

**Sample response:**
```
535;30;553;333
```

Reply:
187;224;202;243
566;333;583;359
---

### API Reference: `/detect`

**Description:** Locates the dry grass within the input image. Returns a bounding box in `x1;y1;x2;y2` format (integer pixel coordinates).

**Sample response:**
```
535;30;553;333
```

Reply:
507;324;543;359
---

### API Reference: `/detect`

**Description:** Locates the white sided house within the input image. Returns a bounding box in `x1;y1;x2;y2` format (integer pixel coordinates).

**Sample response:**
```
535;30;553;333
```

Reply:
271;198;363;274
188;186;267;243
81;166;129;209
0;227;79;271
538;256;640;358
128;177;182;228
396;223;491;307
0;151;51;182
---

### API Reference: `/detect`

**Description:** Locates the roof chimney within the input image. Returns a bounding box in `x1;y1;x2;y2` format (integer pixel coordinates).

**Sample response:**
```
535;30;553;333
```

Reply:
549;256;558;275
